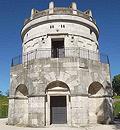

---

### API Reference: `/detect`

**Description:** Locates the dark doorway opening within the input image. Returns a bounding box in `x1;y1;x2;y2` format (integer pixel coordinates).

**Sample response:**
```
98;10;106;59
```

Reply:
51;39;65;58
50;96;67;124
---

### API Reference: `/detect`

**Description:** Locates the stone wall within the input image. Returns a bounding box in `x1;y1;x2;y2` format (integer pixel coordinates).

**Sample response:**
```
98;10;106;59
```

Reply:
8;57;113;127
22;15;98;54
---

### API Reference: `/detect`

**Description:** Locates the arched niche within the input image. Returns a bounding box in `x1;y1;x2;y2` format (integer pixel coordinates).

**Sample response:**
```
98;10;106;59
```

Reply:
45;80;70;94
15;84;28;98
88;81;104;96
88;82;107;124
14;84;28;125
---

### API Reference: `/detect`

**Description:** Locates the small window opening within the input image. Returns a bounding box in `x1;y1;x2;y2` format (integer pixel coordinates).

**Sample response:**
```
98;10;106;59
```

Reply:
51;38;65;58
50;25;54;29
71;36;74;39
61;25;65;28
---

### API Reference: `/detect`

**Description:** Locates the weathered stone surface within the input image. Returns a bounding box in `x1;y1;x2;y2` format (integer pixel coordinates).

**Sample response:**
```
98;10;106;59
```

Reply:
8;57;113;127
96;98;113;124
8;2;113;128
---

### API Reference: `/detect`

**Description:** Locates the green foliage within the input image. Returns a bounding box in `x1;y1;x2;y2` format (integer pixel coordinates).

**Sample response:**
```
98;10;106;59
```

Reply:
0;90;3;96
5;89;9;96
113;96;120;99
113;101;120;116
0;96;8;118
112;74;120;95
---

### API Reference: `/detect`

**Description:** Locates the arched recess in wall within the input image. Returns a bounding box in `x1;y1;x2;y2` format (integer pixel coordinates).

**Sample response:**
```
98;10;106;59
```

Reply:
88;81;104;96
45;80;70;93
14;84;28;125
15;84;28;97
88;82;106;124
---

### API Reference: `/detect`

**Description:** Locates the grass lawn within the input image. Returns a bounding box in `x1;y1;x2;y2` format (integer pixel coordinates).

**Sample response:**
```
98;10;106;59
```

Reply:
0;96;8;118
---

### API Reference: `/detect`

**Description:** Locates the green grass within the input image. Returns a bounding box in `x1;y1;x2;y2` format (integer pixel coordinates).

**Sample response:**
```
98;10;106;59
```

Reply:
0;96;8;118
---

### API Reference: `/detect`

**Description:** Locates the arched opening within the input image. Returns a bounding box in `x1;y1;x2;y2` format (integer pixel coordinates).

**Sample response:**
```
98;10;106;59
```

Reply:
88;82;105;124
45;80;70;93
88;81;104;96
45;80;71;125
14;84;28;125
15;84;28;97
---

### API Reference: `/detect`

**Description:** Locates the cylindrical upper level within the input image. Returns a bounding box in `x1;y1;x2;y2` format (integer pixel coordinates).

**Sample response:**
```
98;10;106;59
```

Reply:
21;2;99;55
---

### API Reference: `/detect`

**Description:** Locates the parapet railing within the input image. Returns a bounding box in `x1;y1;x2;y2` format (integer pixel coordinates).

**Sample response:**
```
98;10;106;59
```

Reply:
24;8;96;25
11;48;109;67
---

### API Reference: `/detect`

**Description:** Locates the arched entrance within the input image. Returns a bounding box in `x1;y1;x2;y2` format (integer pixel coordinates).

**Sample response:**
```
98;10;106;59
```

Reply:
14;84;28;125
50;96;67;124
45;81;71;125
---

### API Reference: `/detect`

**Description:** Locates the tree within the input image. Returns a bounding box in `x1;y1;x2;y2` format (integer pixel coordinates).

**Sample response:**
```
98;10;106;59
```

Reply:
5;89;9;97
112;74;120;95
0;90;3;96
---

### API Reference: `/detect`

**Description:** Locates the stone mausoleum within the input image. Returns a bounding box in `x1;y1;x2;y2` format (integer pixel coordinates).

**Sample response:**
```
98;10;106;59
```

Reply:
8;2;113;127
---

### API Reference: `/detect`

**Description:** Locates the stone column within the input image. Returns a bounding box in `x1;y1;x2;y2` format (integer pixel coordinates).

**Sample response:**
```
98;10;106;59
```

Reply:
71;2;77;15
31;8;35;20
67;95;71;126
46;94;50;126
49;2;54;14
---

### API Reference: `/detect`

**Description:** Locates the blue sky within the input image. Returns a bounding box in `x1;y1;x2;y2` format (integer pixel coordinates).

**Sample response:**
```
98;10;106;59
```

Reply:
0;0;120;94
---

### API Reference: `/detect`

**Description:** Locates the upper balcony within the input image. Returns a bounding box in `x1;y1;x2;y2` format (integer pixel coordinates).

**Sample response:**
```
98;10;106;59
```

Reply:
11;47;109;67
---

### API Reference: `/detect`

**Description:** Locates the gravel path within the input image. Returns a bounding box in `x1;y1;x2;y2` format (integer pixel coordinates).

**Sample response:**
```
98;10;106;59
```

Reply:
0;118;120;130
